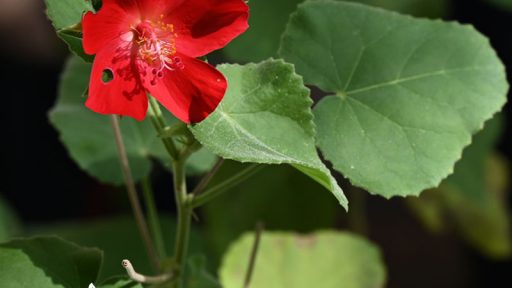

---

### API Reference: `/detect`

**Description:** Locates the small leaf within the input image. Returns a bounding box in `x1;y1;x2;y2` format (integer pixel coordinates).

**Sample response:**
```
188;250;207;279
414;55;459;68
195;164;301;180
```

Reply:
98;278;142;288
190;60;347;209
49;56;216;185
220;231;386;288
0;236;102;288
280;1;508;198
58;29;94;63
44;0;92;30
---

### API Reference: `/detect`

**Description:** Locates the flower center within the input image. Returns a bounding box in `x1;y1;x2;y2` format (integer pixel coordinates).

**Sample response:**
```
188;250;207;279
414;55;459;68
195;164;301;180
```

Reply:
134;17;183;83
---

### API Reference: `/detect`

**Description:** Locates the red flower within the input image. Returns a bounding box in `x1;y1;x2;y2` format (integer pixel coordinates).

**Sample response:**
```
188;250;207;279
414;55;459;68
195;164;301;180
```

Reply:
82;0;249;123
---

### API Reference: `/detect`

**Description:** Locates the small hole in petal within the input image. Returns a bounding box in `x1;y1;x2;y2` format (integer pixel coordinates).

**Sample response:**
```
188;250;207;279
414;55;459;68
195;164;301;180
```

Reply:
102;69;114;84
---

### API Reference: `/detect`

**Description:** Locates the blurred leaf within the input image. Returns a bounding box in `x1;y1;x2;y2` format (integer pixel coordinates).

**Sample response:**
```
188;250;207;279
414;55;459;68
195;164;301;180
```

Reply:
0;236;102;288
97;278;142;288
191;60;347;208
0;197;21;243
487;0;512;12
409;116;511;258
44;0;92;29
29;215;205;281
223;0;448;63
49;56;216;185
201;162;339;264
185;254;221;288
280;1;508;198
220;231;386;288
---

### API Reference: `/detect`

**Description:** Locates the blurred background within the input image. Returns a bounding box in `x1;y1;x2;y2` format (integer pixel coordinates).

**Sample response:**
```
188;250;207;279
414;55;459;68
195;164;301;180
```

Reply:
0;0;511;287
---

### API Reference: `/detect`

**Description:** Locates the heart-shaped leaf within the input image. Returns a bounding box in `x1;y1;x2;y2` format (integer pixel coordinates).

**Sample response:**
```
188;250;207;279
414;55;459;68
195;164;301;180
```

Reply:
279;1;508;198
190;60;347;209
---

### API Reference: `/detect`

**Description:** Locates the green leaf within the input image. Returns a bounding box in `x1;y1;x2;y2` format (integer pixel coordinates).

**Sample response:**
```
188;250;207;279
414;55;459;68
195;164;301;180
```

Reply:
49;56;216;185
45;0;92;30
0;236;102;288
409;116;512;258
0;197;21;243
30;215;205;280
97;278;142;288
280;1;508;198
190;60;347;209
58;29;94;63
202;162;339;265
220;231;386;288
223;0;447;63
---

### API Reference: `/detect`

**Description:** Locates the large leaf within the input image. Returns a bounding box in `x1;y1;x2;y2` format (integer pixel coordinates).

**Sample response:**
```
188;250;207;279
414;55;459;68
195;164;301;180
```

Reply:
0;197;21;243
408;116;511;258
280;1;508;198
223;0;447;63
29;215;205;280
201;162;339;265
220;231;386;288
190;60;347;209
49;56;216;185
0;236;102;288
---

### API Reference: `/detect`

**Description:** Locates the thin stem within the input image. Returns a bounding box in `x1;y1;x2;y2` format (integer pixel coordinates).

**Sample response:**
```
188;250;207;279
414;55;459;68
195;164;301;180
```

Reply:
190;164;263;208
171;158;192;288
244;222;264;288
347;188;368;235
110;115;161;271
191;158;225;196
148;96;179;160
141;176;166;259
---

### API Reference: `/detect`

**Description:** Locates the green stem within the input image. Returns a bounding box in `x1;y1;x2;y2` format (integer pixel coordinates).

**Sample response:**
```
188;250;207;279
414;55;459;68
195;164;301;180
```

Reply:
110;115;161;271
191;158;225;196
171;159;192;288
148;96;179;160
141;176;167;259
347;188;368;235
191;164;263;208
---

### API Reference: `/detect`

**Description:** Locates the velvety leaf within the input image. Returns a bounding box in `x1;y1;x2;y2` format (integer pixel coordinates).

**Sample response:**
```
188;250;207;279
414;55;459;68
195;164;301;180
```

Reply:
409;117;511;258
0;197;21;243
49;56;216;185
220;231;386;288
280;1;508;198
0;236;102;288
190;60;347;209
223;0;447;63
29;215;205;280
201;162;339;265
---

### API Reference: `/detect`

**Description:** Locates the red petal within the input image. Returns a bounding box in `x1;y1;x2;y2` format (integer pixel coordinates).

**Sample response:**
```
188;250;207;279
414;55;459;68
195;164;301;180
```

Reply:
144;54;227;124
167;0;249;57
82;0;142;55
86;37;148;121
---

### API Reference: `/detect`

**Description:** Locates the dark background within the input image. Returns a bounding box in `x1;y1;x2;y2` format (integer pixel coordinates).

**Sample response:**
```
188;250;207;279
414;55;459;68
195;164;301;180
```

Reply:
0;0;510;287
